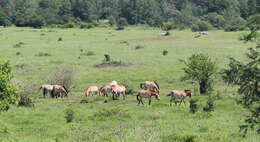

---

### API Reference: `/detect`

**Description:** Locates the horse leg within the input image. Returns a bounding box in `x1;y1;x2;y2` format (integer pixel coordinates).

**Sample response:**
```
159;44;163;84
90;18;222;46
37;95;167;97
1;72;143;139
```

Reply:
137;95;140;105
148;97;151;105
170;97;173;106
141;98;144;105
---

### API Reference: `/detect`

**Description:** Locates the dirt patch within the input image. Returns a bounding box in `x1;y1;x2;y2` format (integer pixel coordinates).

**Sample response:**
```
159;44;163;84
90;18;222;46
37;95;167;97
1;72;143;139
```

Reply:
94;61;133;68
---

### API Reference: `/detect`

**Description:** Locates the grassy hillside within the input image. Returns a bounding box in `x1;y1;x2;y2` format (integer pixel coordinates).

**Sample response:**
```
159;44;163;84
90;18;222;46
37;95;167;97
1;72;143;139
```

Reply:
0;26;258;142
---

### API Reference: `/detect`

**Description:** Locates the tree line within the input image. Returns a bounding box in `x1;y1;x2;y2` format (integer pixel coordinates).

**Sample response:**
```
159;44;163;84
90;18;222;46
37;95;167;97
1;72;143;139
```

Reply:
0;0;259;30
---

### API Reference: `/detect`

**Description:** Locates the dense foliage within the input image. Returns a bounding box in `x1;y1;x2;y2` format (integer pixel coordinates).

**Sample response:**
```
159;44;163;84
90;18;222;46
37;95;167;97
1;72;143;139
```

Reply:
0;0;259;29
0;61;19;111
222;20;259;134
181;54;217;94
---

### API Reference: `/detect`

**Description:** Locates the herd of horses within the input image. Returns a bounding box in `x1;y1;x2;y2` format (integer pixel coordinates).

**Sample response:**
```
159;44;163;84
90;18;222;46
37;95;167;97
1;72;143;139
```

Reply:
39;81;192;105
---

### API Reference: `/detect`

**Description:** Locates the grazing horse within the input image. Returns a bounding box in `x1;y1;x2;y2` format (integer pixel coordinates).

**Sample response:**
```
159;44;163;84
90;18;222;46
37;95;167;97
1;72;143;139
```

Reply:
136;90;160;105
112;85;126;100
39;84;53;98
109;81;118;87
167;90;192;106
52;85;68;98
85;86;99;97
140;81;160;93
99;85;113;97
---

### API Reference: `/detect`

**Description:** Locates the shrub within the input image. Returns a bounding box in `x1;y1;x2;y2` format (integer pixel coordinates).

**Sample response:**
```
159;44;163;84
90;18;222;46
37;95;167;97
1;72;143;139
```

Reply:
191;21;211;32
108;16;116;26
224;25;245;32
181;54;217;94
203;97;215;112
13;42;25;48
116;18;128;30
18;94;34;107
65;109;74;123
162;50;168;56
62;22;75;28
0;61;19;111
103;54;111;62
16;52;21;56
46;67;74;90
27;14;45;28
162;22;175;31
80;98;88;104
135;45;144;50
36;52;51;57
190;98;199;114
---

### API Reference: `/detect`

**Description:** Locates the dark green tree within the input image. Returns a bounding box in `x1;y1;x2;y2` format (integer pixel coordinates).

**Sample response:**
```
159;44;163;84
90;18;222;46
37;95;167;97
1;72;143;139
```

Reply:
181;54;218;94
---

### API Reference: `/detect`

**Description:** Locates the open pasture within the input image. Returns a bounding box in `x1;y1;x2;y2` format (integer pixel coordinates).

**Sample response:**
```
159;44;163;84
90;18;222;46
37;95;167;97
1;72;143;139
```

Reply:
0;27;258;142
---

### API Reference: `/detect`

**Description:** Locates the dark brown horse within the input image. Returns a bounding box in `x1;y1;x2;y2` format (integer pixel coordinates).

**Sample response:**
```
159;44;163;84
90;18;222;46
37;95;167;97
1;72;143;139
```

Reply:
137;90;160;105
51;85;68;98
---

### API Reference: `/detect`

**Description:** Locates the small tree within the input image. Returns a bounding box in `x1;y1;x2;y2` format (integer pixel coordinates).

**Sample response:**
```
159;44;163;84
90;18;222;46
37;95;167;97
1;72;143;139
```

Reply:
0;61;19;111
181;54;217;94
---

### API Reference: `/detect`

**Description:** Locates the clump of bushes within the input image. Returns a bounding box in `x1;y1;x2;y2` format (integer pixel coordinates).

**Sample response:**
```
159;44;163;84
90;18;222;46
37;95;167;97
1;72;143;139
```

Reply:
116;18;128;30
203;97;215;112
16;52;21;56
58;37;62;41
162;50;168;56
224;25;245;32
80;98;88;104
36;52;51;57
13;42;25;48
18;94;34;107
190;98;199;114
65;109;74;123
191;21;211;32
135;45;144;50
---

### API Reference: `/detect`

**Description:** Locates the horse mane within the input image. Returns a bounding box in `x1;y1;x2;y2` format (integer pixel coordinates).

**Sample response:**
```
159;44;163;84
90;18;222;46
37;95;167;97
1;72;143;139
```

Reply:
154;81;160;90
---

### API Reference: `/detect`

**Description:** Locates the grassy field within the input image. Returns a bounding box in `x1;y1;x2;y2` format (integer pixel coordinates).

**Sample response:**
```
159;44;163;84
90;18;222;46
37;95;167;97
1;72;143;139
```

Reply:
0;26;258;142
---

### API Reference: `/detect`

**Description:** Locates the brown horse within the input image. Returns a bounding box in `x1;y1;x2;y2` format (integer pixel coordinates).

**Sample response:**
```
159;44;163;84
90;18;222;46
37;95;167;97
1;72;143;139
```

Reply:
52;85;68;98
85;86;99;97
112;85;126;100
39;84;54;98
137;90;160;105
99;85;113;97
140;81;160;93
167;90;192;106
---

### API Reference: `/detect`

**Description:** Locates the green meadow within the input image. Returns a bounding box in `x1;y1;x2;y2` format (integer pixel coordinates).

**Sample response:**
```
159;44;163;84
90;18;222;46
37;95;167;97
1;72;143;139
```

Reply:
0;26;258;142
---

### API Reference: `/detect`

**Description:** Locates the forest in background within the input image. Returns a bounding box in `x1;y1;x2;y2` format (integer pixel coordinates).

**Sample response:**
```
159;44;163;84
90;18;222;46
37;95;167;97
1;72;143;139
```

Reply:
0;0;259;30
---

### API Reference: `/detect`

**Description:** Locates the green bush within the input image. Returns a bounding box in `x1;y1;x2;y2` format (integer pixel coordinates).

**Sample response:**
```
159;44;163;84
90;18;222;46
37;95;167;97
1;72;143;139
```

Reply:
0;61;19;111
162;50;168;56
191;21;211;32
203;97;215;112
18;94;34;107
162;22;175;31
0;11;11;26
65;109;74;123
62;22;75;28
190;98;199;114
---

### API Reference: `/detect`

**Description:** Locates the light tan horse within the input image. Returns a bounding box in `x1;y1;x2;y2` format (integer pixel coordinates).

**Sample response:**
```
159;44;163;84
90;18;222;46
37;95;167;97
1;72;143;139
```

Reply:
39;84;54;98
136;90;160;105
109;81;118;87
140;81;160;93
112;85;126;100
52;85;68;98
85;86;99;97
167;90;192;106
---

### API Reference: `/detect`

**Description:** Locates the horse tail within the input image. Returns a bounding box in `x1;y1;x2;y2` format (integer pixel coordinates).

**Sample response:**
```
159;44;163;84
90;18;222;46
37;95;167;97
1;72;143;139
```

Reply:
140;83;143;89
154;81;160;90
